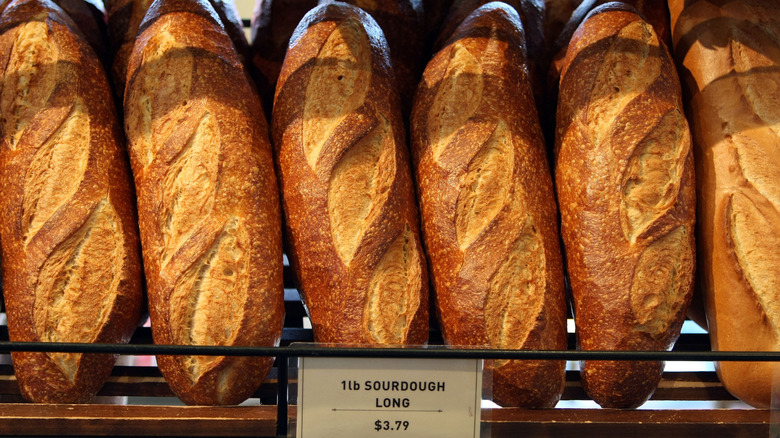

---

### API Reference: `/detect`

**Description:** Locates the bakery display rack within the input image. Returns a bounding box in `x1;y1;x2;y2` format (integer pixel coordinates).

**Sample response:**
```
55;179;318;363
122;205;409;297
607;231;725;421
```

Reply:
0;263;777;437
0;3;777;437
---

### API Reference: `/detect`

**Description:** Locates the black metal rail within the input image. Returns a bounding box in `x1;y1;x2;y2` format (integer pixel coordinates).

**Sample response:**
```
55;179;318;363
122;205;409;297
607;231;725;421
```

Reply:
2;341;780;362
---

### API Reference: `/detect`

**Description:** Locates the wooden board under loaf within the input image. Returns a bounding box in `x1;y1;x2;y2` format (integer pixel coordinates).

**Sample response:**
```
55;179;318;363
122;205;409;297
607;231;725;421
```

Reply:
123;0;284;405
555;2;696;408
669;0;780;409
0;0;143;403
411;3;567;408
272;2;429;345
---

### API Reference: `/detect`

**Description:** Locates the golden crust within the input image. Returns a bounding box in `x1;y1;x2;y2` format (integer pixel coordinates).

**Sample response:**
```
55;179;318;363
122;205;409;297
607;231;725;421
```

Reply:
107;0;250;99
0;0;143;403
331;0;425;118
412;3;567;408
436;0;546;106
555;5;696;408
124;0;284;405
272;2;428;345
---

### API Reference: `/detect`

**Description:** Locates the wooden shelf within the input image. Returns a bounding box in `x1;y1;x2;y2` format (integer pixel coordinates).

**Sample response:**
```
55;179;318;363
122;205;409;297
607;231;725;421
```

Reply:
480;407;772;437
0;403;278;437
0;403;771;437
1;403;768;437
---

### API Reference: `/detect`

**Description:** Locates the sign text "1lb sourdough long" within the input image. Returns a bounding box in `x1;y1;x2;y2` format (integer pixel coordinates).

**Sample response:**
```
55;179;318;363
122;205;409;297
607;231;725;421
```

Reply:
342;380;446;392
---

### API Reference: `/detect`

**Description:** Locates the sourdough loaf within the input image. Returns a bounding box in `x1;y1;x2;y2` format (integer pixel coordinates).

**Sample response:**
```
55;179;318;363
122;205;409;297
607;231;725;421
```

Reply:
412;3;567;407
0;0;143;403
124;0;284;405
669;0;780;409
555;3;696;408
272;2;428;345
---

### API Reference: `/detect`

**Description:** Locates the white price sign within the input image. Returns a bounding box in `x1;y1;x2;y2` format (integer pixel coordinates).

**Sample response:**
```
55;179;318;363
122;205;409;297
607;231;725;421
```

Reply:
296;356;482;438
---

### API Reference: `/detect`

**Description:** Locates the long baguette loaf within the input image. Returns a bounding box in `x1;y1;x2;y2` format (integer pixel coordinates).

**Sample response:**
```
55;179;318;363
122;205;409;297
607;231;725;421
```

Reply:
669;0;780;409
272;2;429;345
124;0;284;405
412;3;567;407
0;0;143;403
555;2;696;408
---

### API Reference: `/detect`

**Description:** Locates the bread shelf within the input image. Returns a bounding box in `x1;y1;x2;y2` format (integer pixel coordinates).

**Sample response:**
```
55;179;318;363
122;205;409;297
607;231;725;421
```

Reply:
0;363;773;437
0;404;772;438
1;287;777;438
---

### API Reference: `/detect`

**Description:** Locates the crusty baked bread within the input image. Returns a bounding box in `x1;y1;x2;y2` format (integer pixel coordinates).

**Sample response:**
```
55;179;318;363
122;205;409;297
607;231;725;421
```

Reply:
124;0;284;405
0;0;143;403
435;0;546;101
555;2;696;408
53;0;109;64
669;0;780;409
106;0;249;99
272;2;429;345
319;0;424;119
412;3;567;408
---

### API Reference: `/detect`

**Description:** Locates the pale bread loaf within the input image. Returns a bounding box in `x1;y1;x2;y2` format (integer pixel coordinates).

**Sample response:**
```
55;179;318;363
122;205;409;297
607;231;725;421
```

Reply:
669;0;780;409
